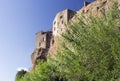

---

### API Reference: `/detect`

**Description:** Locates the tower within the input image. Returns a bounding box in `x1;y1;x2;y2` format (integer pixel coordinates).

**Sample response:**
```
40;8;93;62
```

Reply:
36;31;52;49
31;31;52;69
52;9;76;36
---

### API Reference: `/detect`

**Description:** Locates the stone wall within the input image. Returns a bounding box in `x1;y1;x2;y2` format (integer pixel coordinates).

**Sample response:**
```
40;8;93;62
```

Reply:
36;31;52;49
31;31;52;69
52;9;76;37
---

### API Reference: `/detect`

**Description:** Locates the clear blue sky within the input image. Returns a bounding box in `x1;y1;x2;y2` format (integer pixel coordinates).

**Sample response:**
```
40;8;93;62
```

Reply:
0;0;94;81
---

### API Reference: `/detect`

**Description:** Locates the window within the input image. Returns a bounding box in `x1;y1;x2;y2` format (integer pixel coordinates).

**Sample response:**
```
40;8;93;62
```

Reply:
61;29;62;32
60;15;63;19
69;15;73;19
54;21;56;25
43;37;45;42
86;9;89;13
82;10;85;13
61;20;63;24
52;39;54;44
97;7;99;10
39;42;41;46
54;27;56;31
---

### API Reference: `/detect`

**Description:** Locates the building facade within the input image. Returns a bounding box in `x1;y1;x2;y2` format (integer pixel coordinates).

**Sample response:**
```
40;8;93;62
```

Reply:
52;9;76;36
36;31;52;49
31;31;52;69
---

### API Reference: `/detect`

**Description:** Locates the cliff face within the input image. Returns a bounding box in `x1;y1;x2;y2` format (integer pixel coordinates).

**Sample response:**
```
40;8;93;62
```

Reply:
31;0;120;69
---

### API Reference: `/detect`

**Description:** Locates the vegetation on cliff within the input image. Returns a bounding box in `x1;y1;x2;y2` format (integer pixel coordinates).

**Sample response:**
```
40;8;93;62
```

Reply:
16;2;120;81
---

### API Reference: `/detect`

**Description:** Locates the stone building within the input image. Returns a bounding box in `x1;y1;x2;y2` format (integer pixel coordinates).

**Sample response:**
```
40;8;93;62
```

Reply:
31;9;76;69
31;0;120;69
36;31;52;49
47;9;76;57
52;9;76;37
31;31;52;69
76;0;120;19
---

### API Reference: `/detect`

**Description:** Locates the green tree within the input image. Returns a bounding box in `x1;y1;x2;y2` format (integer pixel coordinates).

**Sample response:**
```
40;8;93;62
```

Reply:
15;70;27;81
18;60;66;81
56;1;120;81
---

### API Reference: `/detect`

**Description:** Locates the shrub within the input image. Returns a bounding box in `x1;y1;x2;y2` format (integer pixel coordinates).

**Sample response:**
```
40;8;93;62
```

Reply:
56;2;120;81
15;70;27;81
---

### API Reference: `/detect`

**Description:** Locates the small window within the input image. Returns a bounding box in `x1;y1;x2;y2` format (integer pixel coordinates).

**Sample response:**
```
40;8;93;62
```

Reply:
86;9;89;13
61;29;62;32
52;39;54;44
54;21;56;25
43;37;45;41
69;15;73;19
39;42;41;46
82;10;85;13
60;15;63;19
54;27;56;31
97;7;99;10
61;20;63;24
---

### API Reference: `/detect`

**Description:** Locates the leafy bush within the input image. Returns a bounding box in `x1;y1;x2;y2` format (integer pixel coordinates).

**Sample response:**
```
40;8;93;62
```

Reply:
18;60;66;81
15;70;27;81
56;2;120;81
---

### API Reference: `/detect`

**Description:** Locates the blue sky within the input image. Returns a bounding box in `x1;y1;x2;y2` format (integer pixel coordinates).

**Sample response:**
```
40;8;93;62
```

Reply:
0;0;94;81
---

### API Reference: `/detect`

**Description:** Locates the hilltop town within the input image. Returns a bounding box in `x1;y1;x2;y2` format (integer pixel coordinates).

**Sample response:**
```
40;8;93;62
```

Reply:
31;0;120;70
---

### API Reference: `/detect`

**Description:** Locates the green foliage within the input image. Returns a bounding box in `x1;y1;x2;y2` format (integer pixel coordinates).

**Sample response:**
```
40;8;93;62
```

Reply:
18;60;66;81
57;2;120;81
16;2;120;81
15;70;27;81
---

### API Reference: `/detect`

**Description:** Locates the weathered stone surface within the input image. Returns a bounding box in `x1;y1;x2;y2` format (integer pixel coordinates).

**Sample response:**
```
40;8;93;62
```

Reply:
32;48;49;69
31;31;52;69
36;31;52;49
52;9;76;37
